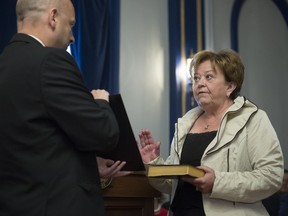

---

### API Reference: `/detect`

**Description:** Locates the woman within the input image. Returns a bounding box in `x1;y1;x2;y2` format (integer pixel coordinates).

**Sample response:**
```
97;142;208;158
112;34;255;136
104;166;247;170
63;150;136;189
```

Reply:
138;49;284;216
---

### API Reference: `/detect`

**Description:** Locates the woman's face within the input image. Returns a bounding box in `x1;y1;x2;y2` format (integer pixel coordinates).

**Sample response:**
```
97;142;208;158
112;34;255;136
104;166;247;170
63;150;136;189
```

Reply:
192;60;234;109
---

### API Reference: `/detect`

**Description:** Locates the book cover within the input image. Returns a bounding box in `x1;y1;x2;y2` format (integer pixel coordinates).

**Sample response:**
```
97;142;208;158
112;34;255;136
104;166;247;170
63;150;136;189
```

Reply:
147;164;205;178
100;94;145;171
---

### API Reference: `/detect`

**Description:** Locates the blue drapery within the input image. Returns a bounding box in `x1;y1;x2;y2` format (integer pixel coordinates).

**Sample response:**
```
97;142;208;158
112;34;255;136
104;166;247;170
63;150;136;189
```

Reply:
0;0;17;54
71;0;120;93
168;0;205;140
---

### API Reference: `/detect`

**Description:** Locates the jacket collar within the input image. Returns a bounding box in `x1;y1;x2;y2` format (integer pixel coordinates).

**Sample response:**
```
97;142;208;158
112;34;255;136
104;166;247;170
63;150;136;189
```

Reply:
207;96;258;154
9;33;44;47
175;96;258;154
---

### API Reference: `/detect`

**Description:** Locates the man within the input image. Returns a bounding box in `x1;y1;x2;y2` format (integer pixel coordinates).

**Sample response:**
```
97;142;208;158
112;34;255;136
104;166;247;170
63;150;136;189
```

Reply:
262;169;288;216
279;169;288;216
0;0;129;215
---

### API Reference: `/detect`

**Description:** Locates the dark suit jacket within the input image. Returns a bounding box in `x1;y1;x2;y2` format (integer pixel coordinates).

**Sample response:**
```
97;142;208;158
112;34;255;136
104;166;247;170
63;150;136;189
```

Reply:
0;34;119;216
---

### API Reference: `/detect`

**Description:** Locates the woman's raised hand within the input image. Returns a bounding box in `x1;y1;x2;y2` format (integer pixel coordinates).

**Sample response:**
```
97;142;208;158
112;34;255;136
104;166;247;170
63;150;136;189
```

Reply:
137;129;161;163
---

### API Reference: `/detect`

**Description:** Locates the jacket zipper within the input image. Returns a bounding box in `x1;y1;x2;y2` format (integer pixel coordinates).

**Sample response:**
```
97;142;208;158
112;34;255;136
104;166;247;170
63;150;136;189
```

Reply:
227;148;236;206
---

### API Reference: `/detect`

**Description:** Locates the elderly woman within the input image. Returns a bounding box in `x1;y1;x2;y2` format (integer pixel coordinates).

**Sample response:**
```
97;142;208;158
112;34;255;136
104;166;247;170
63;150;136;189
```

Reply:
138;49;284;216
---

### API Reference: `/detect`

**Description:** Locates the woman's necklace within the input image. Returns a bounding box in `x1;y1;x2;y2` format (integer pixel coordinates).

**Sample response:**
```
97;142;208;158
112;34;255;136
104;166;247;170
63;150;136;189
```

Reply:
202;102;233;130
202;113;220;130
204;123;210;130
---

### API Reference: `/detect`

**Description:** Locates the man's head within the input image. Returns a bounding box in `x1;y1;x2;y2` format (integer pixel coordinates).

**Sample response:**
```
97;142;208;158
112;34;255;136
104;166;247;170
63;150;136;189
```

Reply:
16;0;75;49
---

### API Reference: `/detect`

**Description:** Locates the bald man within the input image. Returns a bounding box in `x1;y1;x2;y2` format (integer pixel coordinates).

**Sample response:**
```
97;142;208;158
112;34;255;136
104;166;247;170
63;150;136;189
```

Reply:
0;0;128;215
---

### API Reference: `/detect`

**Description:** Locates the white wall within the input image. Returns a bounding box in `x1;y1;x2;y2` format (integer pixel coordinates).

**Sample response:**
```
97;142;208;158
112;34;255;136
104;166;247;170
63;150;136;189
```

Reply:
120;0;170;159
239;0;288;169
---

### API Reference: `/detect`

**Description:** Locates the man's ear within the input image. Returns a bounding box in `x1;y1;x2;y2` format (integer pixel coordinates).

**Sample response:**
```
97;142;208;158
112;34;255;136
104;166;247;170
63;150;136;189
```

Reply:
48;8;58;29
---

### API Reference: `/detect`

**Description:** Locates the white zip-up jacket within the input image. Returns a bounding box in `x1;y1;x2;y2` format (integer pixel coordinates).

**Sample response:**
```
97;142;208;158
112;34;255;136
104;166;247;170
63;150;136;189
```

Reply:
148;96;284;216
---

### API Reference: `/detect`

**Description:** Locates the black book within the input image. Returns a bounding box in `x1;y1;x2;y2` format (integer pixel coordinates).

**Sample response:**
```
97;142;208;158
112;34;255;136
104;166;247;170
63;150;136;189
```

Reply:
103;94;145;171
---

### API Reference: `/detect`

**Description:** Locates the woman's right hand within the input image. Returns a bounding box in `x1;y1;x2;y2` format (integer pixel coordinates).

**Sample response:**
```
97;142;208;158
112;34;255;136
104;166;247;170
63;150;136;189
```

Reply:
137;129;161;163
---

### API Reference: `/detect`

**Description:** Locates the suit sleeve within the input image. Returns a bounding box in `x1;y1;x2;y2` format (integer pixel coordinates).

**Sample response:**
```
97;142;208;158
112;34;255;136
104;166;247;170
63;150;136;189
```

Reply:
40;49;119;152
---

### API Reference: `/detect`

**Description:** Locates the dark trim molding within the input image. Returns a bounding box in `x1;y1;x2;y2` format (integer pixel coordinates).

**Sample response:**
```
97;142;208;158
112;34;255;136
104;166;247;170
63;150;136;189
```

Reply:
231;0;288;51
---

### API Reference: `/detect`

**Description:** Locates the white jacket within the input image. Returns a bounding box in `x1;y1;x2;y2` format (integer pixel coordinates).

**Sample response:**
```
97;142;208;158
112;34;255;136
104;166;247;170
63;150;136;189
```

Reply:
148;96;284;216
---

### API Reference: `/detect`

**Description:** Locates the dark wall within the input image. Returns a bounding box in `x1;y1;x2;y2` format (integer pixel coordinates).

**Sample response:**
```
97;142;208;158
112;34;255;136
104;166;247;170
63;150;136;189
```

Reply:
0;0;17;53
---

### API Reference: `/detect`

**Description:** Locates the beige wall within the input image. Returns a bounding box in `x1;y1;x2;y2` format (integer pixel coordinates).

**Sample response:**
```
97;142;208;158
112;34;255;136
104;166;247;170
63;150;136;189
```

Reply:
120;0;170;158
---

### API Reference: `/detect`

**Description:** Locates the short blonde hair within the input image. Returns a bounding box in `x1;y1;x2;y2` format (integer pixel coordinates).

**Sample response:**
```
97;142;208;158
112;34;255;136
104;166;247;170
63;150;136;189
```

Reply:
16;0;59;21
190;49;244;100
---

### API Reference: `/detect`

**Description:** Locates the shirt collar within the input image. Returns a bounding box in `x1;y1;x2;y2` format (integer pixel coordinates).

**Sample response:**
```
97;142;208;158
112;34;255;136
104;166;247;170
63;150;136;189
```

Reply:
28;34;46;47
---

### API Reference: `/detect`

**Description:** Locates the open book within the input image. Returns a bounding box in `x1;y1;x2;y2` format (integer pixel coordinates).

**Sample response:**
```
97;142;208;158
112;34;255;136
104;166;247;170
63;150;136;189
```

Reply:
147;164;205;178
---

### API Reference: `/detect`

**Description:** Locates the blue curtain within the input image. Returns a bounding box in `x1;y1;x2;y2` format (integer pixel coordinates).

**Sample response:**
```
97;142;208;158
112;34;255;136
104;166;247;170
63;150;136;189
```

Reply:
168;0;205;140
168;0;182;141
70;0;120;94
0;0;17;54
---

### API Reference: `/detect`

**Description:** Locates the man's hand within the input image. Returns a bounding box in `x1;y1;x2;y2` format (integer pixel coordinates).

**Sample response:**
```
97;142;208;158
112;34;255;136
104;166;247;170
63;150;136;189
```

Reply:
91;89;109;101
96;157;133;178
